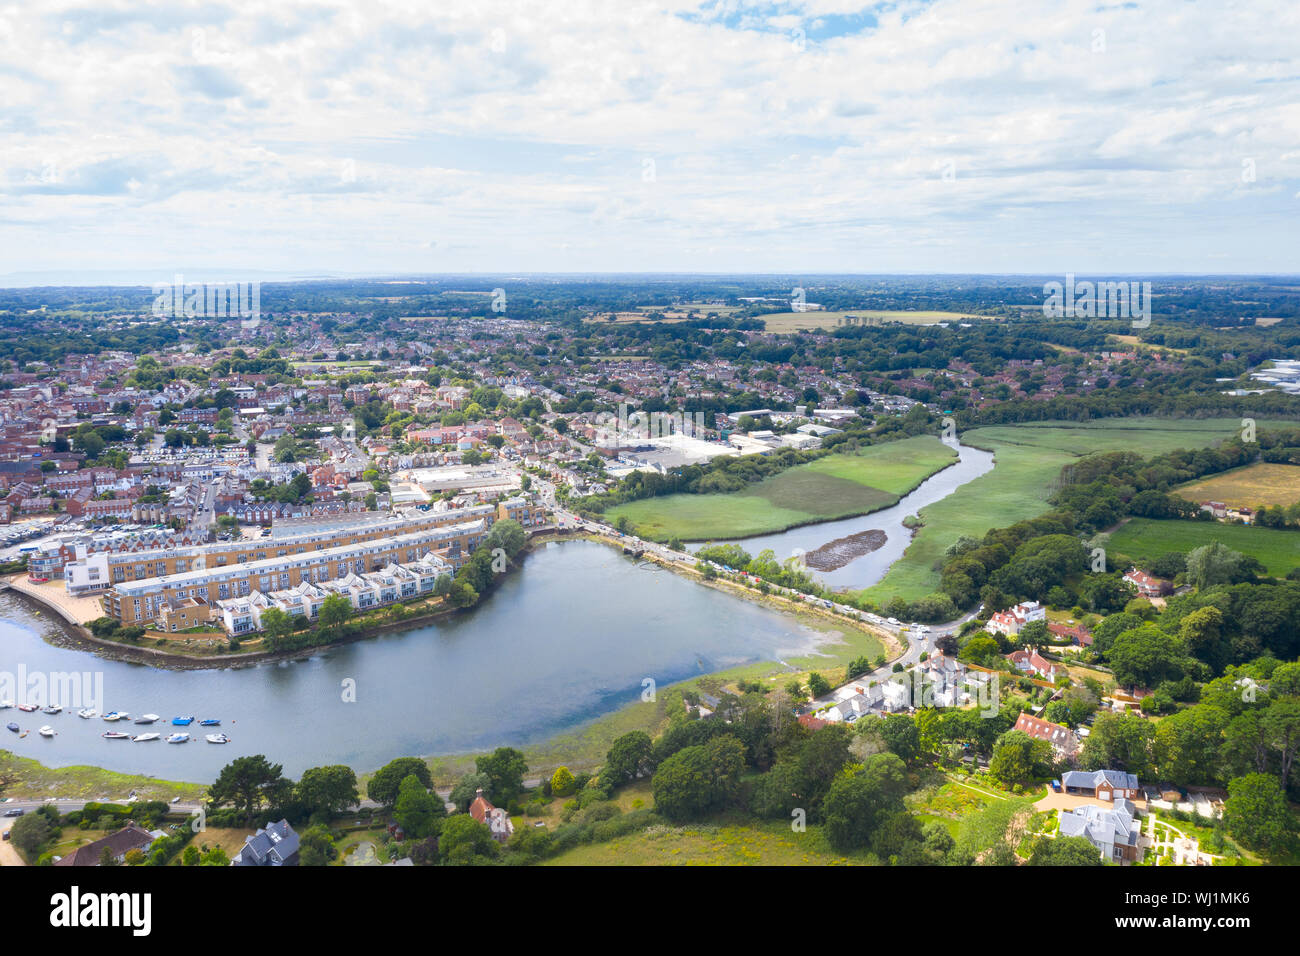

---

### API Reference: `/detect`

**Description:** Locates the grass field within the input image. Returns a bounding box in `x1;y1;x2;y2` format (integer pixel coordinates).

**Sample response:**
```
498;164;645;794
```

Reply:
1107;517;1300;577
1174;462;1300;509
762;310;982;333
544;814;874;865
855;418;1300;606
607;435;957;541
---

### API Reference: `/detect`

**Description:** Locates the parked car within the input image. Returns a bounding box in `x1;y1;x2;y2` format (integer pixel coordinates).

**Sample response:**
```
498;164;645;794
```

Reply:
1049;779;1062;792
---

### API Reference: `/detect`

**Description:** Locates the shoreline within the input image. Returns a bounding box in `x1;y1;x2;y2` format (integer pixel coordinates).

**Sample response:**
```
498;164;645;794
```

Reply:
0;531;903;796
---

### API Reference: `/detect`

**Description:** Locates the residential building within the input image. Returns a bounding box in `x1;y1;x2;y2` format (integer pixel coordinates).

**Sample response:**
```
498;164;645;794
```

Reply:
231;819;300;866
1061;768;1142;801
1059;799;1142;862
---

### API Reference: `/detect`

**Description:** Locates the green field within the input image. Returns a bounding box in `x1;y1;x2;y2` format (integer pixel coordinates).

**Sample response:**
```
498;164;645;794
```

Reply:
608;435;958;541
855;418;1300;606
544;815;874;865
1107;517;1300;578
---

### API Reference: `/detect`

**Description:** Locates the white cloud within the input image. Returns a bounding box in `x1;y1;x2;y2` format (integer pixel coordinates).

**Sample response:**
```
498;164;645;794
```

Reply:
1;0;1297;276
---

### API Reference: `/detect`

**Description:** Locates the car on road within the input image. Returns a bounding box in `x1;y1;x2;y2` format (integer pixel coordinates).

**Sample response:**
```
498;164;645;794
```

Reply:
3;808;25;816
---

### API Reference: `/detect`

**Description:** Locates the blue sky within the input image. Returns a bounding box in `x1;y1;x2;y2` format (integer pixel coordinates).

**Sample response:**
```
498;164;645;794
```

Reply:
1;0;1297;282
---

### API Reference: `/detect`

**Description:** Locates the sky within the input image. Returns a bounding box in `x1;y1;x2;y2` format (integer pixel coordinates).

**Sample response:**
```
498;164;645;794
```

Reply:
1;0;1298;282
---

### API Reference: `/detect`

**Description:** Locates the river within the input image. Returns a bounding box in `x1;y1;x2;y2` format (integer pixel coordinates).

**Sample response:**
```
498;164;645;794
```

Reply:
0;540;837;779
694;441;995;590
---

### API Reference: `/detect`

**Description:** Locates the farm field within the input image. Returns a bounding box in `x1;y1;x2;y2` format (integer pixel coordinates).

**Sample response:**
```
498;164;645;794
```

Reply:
1174;462;1300;510
1107;517;1300;578
762;310;982;333
855;418;1300;606
607;435;957;541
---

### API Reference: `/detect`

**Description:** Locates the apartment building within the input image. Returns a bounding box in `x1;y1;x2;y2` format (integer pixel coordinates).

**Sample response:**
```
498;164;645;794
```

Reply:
100;517;488;625
64;504;495;596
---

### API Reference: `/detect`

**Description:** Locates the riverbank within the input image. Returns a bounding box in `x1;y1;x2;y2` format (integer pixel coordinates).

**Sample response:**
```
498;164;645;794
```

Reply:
606;435;960;543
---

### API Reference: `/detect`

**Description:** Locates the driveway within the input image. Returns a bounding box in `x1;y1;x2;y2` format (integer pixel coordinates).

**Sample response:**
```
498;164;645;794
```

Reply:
0;817;25;866
1034;789;1148;814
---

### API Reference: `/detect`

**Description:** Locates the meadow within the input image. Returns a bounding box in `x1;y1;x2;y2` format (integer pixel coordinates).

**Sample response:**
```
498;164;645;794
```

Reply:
1107;517;1300;578
1174;462;1300;510
607;435;957;541
854;418;1300;606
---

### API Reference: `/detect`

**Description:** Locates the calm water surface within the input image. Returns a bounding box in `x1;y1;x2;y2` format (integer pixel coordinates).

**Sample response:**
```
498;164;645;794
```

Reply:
0;540;832;778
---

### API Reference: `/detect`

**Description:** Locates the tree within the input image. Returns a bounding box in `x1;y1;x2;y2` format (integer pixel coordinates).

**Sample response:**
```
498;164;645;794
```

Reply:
603;730;655;784
296;765;360;818
1106;624;1190;688
879;714;921;764
298;824;338;866
367;757;433;807
989;730;1054;787
439;814;498;865
823;753;909;851
1152;706;1229;786
395;774;444;839
208;755;292;826
1223;773;1298;857
317;593;353;630
807;672;831;697
1028;835;1103;865
1079;712;1154;778
651;736;746;822
8;811;51;857
476;747;529;804
1186;542;1256;590
449;772;492;812
550;766;576;797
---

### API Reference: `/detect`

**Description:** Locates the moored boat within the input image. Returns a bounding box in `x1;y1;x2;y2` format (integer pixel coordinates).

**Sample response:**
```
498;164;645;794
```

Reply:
198;718;220;726
102;711;128;721
171;716;194;726
38;725;54;737
205;733;230;744
134;714;160;724
132;732;160;742
6;722;18;733
77;708;98;719
165;732;189;743
0;700;12;709
102;731;130;739
16;704;37;713
41;705;61;714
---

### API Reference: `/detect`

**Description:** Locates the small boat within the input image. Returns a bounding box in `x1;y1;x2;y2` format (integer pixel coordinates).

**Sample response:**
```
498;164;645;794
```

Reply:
16;704;37;713
77;708;98;719
165;732;189;744
6;722;18;733
38;725;54;737
41;705;61;715
132;732;160;742
134;714;160;724
0;700;12;709
205;733;230;744
18;730;27;738
171;716;194;726
198;719;220;727
102;711;128;722
102;731;130;740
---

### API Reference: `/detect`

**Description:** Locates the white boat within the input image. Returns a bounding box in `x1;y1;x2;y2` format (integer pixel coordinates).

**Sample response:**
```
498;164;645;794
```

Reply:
132;732;160;742
164;732;189;744
38;725;54;737
77;708;98;719
102;731;130;739
134;714;160;724
0;700;12;709
205;733;230;744
102;711;129;722
41;705;61;715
